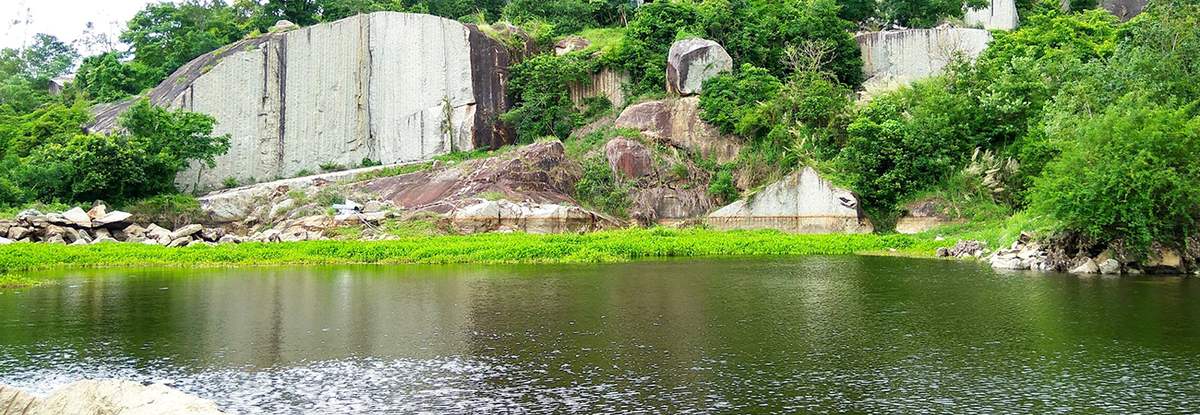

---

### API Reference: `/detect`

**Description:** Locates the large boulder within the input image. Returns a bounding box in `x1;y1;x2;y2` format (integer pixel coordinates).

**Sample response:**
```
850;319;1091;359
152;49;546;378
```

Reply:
857;28;992;94
615;97;742;163
706;167;873;234
90;12;519;192
666;38;733;96
1101;0;1146;20
362;141;583;212
2;380;225;414
446;200;616;234
965;0;1019;31
604;138;654;179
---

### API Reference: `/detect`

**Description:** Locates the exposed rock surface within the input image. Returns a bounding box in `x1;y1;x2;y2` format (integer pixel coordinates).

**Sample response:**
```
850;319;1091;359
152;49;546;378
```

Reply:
615;97;742;163
570;68;630;110
1101;0;1147;20
1;380;224;415
965;0;1019;30
895;197;963;234
666;38;733;96
706;167;873;234
446;200;618;234
857;28;992;94
90;12;519;191
362;141;583;213
554;35;591;55
605;138;654;179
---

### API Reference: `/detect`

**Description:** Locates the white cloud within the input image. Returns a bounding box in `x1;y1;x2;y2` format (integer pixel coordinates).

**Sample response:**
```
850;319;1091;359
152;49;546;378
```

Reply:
0;0;162;53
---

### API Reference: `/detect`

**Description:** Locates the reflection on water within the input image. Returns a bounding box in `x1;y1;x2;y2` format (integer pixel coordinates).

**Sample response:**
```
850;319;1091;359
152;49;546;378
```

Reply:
1;258;1198;413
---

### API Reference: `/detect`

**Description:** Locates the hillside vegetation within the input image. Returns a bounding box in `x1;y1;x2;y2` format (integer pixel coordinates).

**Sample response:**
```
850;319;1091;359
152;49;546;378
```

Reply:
0;0;1197;261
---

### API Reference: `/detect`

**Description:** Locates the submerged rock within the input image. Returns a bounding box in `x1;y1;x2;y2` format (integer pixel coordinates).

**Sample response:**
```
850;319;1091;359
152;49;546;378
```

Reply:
706;167;873;234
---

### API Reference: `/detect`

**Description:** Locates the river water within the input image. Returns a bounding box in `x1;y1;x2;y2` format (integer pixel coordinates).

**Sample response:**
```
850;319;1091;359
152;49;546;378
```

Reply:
1;257;1197;413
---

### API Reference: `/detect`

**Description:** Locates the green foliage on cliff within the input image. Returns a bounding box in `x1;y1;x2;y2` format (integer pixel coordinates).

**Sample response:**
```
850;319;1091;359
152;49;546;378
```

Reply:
74;52;145;103
1031;101;1200;252
698;64;783;136
503;53;596;142
574;156;631;217
502;0;630;35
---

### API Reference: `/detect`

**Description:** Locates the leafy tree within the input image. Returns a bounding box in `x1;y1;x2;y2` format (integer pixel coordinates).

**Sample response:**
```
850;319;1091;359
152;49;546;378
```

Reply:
75;52;143;103
0;34;77;114
13;100;230;204
1031;100;1200;252
879;0;987;27
257;0;323;27
501;53;593;142
503;0;630;35
121;0;253;85
15;34;78;86
616;1;704;94
698;64;783;136
837;79;980;217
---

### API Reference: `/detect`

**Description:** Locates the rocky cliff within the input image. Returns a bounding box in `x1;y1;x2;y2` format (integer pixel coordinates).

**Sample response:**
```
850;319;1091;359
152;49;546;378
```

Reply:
91;13;518;191
856;28;992;94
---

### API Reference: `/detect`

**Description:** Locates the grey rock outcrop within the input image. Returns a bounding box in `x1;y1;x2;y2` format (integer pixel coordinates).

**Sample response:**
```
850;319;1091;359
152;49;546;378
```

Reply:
857;28;992;94
446;200;617;234
895;197;963;234
90;12;519;191
554;35;591;55
1;380;224;414
1101;0;1147;20
666;38;733;96
965;0;1019;31
706;167;874;234
615;97;742;163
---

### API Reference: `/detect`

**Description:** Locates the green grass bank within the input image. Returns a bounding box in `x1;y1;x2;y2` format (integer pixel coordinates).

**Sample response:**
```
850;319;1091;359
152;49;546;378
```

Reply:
0;229;956;286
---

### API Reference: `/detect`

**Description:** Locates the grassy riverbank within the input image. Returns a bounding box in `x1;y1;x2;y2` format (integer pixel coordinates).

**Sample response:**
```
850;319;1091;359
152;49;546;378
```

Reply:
0;228;955;283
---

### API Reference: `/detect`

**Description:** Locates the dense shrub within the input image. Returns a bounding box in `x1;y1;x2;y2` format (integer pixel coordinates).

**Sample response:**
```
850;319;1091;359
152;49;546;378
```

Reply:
709;0;863;86
837;79;980;218
126;193;205;229
1030;101;1200;252
501;53;594;142
698;64;783;136
502;0;629;35
574;157;631;217
615;1;703;94
880;0;987;28
11;100;230;204
75;52;144;103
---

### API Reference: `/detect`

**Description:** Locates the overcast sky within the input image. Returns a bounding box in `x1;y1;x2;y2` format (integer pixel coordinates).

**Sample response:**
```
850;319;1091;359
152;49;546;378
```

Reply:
1;0;161;53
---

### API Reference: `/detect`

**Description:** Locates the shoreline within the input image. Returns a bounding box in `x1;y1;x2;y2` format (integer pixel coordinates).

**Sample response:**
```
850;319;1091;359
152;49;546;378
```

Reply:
0;229;953;286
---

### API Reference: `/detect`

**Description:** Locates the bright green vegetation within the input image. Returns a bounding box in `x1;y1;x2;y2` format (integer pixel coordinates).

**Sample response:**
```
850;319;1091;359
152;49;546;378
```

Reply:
0;229;950;275
0;273;41;288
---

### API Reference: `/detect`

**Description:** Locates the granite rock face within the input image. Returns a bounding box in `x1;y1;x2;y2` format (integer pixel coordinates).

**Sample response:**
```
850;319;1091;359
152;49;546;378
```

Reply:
1101;0;1147;20
615;97;742;163
605;138;654;179
857;28;992;93
965;0;1019;31
91;12;518;191
666;38;733;96
1;380;224;415
706;167;873;234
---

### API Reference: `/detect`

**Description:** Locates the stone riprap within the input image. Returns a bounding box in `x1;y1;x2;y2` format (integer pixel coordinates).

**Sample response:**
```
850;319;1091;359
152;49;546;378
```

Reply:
666;38;733;96
965;0;1019;30
706;167;874;234
91;12;518;191
856;28;992;93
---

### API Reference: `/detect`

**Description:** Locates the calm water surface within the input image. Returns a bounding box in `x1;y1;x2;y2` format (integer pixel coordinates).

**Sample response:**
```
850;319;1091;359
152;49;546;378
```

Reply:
1;257;1198;414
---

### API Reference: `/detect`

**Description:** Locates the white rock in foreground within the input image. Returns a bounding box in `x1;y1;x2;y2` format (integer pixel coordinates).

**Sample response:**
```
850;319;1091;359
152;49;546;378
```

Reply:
706;167;873;234
2;379;225;414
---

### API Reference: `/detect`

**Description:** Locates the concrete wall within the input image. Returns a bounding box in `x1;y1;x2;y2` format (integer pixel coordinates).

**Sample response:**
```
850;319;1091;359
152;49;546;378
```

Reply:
91;12;516;192
857;28;992;94
965;0;1019;30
